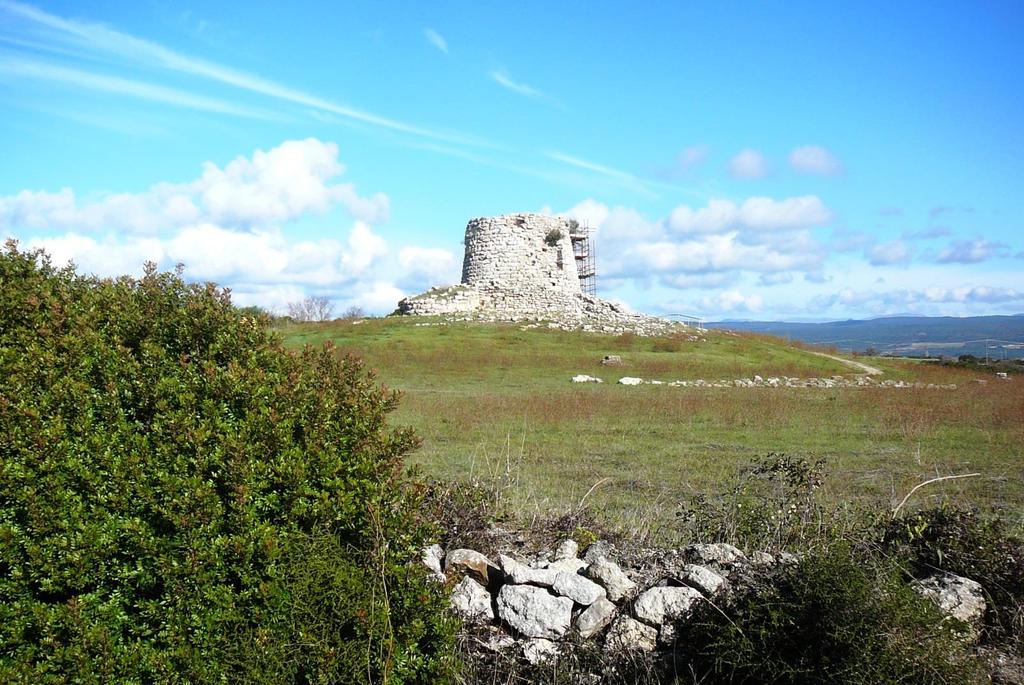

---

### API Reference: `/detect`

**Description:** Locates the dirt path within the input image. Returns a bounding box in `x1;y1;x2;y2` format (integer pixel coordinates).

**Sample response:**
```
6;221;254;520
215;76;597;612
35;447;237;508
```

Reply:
810;351;884;376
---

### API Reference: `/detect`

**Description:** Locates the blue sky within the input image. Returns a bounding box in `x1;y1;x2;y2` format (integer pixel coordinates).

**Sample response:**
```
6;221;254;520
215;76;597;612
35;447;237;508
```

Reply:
1;0;1022;319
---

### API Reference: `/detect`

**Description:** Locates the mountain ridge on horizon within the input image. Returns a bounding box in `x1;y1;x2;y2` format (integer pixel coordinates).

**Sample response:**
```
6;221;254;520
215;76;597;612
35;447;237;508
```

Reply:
704;314;1024;358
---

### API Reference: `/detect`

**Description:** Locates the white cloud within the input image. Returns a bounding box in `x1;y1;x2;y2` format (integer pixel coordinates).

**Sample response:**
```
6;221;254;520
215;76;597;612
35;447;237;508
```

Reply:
665;145;709;176
398;245;459;285
620;231;822;277
903;226;952;240
728;148;768;179
26;232;164;276
558;196;829;293
351;281;408;313
668;196;832;234
812;285;1024;313
936;238;1009;264
0;138;389;234
867;240;912;266
560;198;609;230
4;139;459;315
423;27;448;53
489;69;542;98
830;229;874;252
342;221;389;272
661;272;737;289
560;199;662;242
788;145;843;175
759;272;794;286
29;221;390;287
698;290;764;314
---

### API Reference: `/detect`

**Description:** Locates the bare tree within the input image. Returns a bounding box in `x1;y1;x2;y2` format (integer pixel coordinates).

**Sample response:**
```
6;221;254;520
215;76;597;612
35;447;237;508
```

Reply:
286;295;334;322
341;305;365;320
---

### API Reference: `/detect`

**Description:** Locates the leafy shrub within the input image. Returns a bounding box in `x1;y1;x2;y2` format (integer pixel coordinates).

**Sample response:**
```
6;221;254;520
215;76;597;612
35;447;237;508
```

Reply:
544;228;565;246
677;544;984;684
883;507;1024;648
0;242;455;683
677;453;837;551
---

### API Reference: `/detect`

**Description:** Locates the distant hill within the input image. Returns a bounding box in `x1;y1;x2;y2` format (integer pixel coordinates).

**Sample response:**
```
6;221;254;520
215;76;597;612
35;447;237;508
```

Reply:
706;315;1024;359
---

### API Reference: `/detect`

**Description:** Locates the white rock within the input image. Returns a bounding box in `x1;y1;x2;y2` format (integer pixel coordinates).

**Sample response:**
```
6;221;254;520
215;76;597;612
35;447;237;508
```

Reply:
571;374;603;383
750;551;776;566
678;564;728;596
684;542;748;568
585;558;637;602
554;539;579;561
522;638;559;665
604;616;657;652
421;544;445;581
497;585;573;639
547;557;588;574
633;586;702;626
499;554;558;587
450;576;494;623
445;548;499;584
552;571;606;605
914;573;987;637
618;376;644;385
576;597;617;638
582;540;614;564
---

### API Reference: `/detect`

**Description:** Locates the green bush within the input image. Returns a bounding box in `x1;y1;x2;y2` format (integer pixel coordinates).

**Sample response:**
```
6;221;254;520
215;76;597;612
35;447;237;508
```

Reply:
883;507;1024;649
677;453;840;551
0;242;455;683
544;228;565;246
677;544;984;684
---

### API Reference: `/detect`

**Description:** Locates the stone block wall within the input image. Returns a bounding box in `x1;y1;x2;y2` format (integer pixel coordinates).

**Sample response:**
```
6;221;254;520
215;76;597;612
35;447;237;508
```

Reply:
461;214;581;301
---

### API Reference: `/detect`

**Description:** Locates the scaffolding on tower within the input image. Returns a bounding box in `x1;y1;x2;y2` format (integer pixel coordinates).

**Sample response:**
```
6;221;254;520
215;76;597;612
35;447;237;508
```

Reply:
569;222;597;296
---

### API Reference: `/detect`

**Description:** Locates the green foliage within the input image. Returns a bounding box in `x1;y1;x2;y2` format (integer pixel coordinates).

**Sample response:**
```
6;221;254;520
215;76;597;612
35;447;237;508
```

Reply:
678;544;984;684
883;507;1024;648
677;453;837;550
544;228;565;246
0;242;456;683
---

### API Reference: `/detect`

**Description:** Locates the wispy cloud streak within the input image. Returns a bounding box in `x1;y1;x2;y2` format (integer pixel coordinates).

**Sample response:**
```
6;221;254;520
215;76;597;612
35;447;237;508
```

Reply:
489;69;543;98
0;58;277;119
423;28;448;53
0;0;485;147
546;150;661;198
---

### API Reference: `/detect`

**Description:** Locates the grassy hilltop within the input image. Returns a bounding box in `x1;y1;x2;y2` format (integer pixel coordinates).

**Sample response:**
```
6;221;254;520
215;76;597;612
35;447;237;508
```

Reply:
281;316;1023;537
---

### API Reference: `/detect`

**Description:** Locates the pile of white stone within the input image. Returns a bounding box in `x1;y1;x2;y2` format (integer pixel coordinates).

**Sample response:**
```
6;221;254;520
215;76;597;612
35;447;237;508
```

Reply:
422;539;987;665
400;298;687;337
571;374;957;390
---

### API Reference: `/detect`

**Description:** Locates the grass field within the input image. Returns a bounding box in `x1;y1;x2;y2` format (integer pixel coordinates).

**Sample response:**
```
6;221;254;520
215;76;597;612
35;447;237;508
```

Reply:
280;316;1023;538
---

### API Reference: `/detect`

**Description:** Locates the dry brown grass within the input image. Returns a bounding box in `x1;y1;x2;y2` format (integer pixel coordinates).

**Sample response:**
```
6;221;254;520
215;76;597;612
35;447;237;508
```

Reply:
282;319;1023;535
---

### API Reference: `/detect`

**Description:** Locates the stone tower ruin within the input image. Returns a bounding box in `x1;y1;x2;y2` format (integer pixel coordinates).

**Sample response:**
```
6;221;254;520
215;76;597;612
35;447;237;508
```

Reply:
396;213;670;332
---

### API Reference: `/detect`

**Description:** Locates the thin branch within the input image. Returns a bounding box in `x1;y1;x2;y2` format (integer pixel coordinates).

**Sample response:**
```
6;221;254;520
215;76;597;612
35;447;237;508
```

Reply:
891;473;981;519
578;477;611;509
